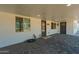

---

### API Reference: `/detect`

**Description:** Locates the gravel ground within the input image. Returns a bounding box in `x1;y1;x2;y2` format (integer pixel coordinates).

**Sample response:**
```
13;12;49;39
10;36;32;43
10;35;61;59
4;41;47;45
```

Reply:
0;34;79;54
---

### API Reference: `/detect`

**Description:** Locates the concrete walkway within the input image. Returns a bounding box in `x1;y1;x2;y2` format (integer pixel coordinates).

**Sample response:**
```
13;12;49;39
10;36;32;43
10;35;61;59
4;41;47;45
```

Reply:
0;34;79;54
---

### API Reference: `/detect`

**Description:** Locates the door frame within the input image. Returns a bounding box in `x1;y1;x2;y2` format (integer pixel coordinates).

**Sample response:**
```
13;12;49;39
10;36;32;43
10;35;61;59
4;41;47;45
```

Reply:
41;20;46;36
60;22;66;34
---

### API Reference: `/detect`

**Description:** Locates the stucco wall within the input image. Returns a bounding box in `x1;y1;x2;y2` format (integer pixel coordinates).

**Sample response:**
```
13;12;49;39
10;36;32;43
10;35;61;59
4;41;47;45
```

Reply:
59;18;75;35
66;18;77;35
73;20;78;34
0;12;41;48
0;11;75;48
0;12;60;48
66;19;74;35
46;20;59;36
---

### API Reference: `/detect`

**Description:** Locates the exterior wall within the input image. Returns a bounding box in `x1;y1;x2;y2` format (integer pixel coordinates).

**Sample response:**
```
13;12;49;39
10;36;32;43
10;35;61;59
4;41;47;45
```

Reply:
73;20;78;34
77;23;79;31
46;20;60;36
59;18;75;35
0;12;41;48
0;12;58;48
66;18;77;35
0;12;59;48
66;19;74;35
0;11;76;48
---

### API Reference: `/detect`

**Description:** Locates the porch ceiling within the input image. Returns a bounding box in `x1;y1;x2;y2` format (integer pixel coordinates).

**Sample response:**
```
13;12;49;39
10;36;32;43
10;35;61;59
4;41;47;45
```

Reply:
0;4;79;21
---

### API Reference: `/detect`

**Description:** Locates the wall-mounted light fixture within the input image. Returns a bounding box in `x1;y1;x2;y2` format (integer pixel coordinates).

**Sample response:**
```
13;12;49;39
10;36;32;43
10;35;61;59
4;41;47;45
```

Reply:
57;23;59;26
47;23;50;25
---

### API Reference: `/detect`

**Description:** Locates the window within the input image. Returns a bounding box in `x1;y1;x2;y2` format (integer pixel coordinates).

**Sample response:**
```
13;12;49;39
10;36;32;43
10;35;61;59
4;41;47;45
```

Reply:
16;17;30;32
16;17;23;32
23;18;30;31
51;22;56;29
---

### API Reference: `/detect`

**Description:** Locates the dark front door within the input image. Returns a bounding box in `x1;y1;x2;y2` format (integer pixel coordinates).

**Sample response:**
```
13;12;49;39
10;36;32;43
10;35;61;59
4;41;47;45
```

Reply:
60;22;66;34
41;20;46;36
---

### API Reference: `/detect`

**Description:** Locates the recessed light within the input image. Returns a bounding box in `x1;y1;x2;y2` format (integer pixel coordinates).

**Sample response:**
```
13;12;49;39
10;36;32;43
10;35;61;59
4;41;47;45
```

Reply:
66;4;71;6
37;15;40;17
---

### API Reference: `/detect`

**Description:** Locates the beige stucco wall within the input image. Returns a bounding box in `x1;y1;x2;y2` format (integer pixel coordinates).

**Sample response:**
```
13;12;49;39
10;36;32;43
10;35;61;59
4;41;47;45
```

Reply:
59;17;75;35
66;18;77;35
73;20;79;34
0;12;60;48
46;20;59;36
66;19;74;35
0;12;41;48
0;11;76;48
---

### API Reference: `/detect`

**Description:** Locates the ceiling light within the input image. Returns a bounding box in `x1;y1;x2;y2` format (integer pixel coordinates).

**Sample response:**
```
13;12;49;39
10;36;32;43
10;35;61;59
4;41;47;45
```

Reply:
66;4;71;6
74;20;78;23
37;15;40;17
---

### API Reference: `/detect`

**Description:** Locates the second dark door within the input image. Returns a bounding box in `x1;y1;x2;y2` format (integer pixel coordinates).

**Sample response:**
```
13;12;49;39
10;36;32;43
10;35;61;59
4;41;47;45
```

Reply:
60;22;66;34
